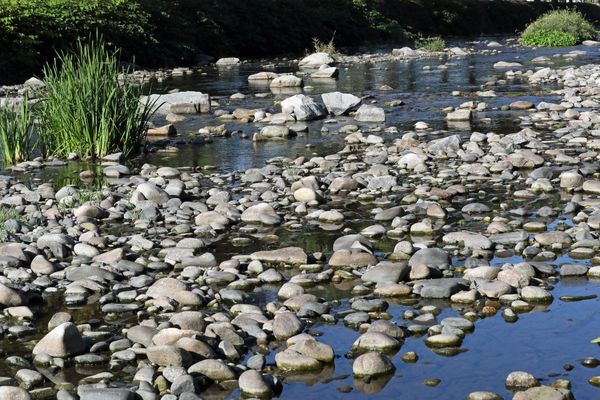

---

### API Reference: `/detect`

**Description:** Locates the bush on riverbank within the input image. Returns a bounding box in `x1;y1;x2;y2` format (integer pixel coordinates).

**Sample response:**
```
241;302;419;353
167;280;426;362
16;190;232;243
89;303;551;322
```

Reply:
520;10;596;47
39;38;156;159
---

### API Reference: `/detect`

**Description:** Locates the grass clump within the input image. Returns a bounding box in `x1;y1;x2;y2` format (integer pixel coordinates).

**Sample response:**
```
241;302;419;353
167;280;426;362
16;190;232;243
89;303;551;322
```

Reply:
520;10;596;47
0;97;36;165
312;35;338;57
415;36;446;52
0;206;25;231
39;37;156;159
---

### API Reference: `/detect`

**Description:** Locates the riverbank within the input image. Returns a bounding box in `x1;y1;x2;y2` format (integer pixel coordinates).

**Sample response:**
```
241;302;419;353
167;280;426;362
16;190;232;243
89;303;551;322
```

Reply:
2;0;600;85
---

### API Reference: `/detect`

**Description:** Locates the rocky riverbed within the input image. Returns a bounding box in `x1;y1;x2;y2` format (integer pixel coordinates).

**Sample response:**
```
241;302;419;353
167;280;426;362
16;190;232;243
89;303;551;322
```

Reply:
0;37;599;400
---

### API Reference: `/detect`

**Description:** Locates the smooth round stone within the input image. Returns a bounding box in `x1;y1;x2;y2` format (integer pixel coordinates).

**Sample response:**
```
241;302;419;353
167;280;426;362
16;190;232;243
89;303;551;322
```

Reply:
440;317;474;332
294;187;318;203
424;378;441;387
352;332;401;352
275;349;321;371
466;391;504;400
0;386;32;400
505;371;539;388
188;359;235;381
424;334;462;348
569;248;594;259
401;352;418;363
523;222;546;232
15;369;43;389
352;352;395;377
288;339;334;363
502;308;518;323
560;264;588;276
589;266;600;278
511;300;533;313
318;210;344;223
521;286;553;303
344;312;370;328
238;370;271;397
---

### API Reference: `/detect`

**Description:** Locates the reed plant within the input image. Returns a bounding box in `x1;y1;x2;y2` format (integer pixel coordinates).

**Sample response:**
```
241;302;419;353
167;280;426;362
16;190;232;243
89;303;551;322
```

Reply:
38;37;156;159
0;96;36;165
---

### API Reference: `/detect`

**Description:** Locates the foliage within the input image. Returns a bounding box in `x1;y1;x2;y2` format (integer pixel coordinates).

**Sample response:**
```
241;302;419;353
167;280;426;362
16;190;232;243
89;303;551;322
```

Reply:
3;1;600;84
0;206;25;230
38;37;156;159
352;0;407;39
520;29;577;47
0;0;150;83
0;96;36;164
312;35;338;57
415;36;446;52
77;188;105;205
520;10;596;47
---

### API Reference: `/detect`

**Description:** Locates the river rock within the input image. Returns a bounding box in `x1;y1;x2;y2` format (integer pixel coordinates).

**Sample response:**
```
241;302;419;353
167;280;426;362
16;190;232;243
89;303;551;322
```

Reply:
0;387;32;400
32;322;86;358
352;352;395;377
238;370;272;397
142;91;210;115
188;359;235;381
521;286;553;303
250;247;307;265
270;75;303;88
273;312;304;340
0;283;25;307
354;105;385;122
321;92;361;115
275;349;321;371
299;52;335;67
512;386;572;400
505;371;539;389
352;332;401;352
281;94;326;121
241;203;281;225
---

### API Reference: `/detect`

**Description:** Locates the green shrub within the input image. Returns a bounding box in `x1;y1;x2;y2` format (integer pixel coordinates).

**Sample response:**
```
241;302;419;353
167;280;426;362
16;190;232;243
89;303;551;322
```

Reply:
39;38;157;159
0;96;36;164
521;29;577;47
415;36;446;52
520;10;596;47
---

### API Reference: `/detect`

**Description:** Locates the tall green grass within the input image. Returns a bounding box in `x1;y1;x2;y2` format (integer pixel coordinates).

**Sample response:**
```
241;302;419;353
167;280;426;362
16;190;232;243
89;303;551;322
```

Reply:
520;10;596;47
0;97;36;165
39;38;156;159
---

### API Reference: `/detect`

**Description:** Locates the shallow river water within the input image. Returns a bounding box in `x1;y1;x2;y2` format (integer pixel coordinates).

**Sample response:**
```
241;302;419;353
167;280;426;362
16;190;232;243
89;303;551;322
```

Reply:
4;36;600;399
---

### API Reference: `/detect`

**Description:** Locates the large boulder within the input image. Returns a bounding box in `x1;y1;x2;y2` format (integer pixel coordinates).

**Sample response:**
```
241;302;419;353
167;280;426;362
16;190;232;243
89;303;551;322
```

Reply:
321;92;361;115
131;182;170;206
32;322;86;358
281;95;326;121
141;91;210;115
299;52;335;68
